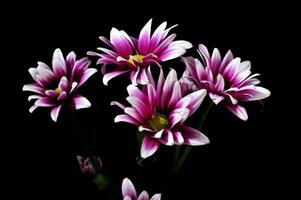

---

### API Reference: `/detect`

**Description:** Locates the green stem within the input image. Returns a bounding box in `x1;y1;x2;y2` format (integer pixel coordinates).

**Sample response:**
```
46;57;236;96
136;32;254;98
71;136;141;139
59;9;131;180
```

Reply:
173;146;192;173
174;146;181;165
70;111;108;189
136;129;145;166
173;100;214;174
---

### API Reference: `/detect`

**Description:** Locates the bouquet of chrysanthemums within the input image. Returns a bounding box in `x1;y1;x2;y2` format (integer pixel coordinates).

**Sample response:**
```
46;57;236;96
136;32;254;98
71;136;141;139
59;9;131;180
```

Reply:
23;19;270;199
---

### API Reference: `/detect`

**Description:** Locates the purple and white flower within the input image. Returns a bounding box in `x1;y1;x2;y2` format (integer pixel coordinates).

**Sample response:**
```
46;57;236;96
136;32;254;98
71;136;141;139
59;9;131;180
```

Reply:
182;44;271;121
23;48;97;122
122;177;161;200
88;19;192;85
112;68;209;158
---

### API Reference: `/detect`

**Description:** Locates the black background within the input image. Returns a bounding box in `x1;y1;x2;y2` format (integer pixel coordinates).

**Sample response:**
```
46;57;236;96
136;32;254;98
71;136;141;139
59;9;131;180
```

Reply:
3;1;297;199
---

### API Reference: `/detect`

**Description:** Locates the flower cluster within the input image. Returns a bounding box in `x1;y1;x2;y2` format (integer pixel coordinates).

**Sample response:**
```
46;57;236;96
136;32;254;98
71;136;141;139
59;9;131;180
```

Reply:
23;19;270;199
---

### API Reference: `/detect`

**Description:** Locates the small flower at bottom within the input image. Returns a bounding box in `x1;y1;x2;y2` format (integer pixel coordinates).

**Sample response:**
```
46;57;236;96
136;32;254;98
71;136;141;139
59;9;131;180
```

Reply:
112;68;209;159
88;19;192;86
122;177;161;200
23;48;97;122
182;44;271;121
77;155;102;175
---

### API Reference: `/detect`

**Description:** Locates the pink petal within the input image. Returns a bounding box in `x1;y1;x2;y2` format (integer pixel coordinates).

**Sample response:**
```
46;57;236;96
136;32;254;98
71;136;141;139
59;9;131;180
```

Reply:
149;21;167;51
45;90;58;98
168;81;182;110
138;191;149;200
103;70;129;85
28;95;41;101
58;76;69;91
28;68;38;81
127;84;148;103
153;129;164;138
159;129;174;146
136;68;149;85
139;125;153;132
169;108;190;128
72;94;91;110
198;44;210;65
138;19;152;55
141;136;160;158
122;178;137;199
161;69;178;111
114;114;139;125
110;101;126;109
219;50;234;73
110;28;134;57
209;93;224;105
223;58;240;82
147;84;157;111
225;104;248;121
181;126;210;145
78;68;97;87
50;105;62;122
173;131;184;145
156;67;165;96
52;48;67;76
210;48;221;75
99;36;114;49
126;96;152;118
150;194;162;200
22;84;44;94
153;34;177;55
97;47;118;57
58;91;68;101
215;73;225;92
130;68;140;86
175;89;207;116
66;51;76;68
125;107;144;122
29;104;38;113
34;97;55;107
160;49;186;61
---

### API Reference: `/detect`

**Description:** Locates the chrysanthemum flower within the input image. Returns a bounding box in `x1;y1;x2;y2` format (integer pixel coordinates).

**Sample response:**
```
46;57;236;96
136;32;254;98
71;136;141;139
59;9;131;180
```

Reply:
182;44;271;121
122;177;161;200
23;48;97;122
77;155;102;175
112;68;209;158
88;19;192;85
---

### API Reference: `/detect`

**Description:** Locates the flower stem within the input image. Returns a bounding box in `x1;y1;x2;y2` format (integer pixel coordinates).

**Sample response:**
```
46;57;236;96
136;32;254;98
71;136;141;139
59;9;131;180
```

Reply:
173;100;214;174
69;111;109;190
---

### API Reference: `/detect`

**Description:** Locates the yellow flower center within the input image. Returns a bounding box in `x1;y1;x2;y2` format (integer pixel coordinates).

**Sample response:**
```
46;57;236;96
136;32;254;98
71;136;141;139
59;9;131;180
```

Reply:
128;54;144;65
148;114;169;131
55;87;62;94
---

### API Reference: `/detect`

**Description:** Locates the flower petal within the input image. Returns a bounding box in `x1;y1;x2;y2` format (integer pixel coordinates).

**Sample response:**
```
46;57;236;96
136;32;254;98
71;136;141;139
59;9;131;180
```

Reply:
138;19;152;55
23;84;44;94
122;178;137;199
150;194;162;200
110;101;126;109
78;68;97;87
50;105;62;122
103;70;129;85
225;104;248;121
159;129;174;146
35;97;55;107
72;95;91;110
181;126;210;145
52;48;67;76
114;114;139;125
175;89;207;116
66;51;76;69
138;191;149;200
141;136;160;158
